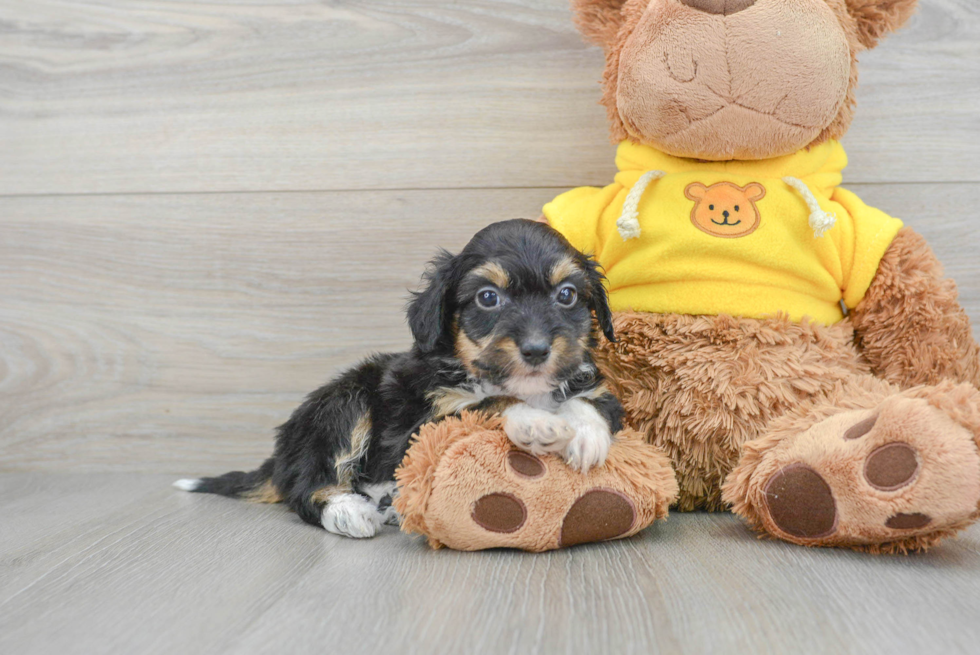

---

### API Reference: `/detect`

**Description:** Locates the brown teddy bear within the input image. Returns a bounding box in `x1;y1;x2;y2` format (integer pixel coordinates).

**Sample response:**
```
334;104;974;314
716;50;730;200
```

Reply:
396;0;980;553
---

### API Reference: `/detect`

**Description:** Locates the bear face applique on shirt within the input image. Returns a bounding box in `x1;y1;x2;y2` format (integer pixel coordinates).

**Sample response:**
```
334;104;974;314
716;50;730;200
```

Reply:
685;182;766;239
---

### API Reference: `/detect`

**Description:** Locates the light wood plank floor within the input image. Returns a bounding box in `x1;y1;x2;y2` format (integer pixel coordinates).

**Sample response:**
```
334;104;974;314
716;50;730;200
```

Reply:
2;473;979;655
2;1;979;653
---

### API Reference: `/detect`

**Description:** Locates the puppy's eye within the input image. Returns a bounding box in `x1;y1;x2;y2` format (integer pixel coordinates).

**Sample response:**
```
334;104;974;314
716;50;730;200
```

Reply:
555;285;577;307
475;288;500;309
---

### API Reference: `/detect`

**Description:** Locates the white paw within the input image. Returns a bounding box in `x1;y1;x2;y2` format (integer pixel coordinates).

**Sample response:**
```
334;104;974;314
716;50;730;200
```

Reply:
321;493;382;539
503;404;575;455
559;399;612;473
562;425;611;473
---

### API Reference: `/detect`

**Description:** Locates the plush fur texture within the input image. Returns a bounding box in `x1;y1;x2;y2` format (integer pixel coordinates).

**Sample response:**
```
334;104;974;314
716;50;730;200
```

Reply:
592;310;870;511
573;0;917;159
845;0;919;48
395;412;678;551
851;228;980;390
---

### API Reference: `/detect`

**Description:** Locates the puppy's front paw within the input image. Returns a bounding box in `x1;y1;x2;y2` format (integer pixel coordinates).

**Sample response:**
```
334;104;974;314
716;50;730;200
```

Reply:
503;404;575;455
560;399;612;473
562;424;611;473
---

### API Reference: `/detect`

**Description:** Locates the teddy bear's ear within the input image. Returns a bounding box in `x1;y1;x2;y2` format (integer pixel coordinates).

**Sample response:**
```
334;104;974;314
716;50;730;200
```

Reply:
571;0;629;48
844;0;919;49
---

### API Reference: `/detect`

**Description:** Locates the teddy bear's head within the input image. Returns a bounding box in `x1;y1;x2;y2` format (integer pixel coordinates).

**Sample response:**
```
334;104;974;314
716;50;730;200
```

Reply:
573;0;918;161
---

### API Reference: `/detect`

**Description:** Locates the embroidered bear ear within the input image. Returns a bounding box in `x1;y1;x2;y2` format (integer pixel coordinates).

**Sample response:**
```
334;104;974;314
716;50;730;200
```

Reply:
684;182;708;202
571;0;629;48
744;183;767;202
844;0;919;50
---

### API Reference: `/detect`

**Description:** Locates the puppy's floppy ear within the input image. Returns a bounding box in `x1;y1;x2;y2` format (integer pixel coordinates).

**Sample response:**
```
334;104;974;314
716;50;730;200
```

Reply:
582;254;616;343
571;0;629;49
844;0;918;49
408;250;459;353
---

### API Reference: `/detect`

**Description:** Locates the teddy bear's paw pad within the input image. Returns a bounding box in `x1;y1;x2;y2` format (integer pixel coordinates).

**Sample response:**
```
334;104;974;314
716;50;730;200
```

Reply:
864;443;920;491
843;415;877;440
507;451;545;479
885;512;932;530
764;464;838;539
559;489;636;547
471;492;527;533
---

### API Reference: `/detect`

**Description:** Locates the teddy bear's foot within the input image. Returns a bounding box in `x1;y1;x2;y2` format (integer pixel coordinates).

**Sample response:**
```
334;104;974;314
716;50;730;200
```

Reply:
395;413;678;552
726;383;980;552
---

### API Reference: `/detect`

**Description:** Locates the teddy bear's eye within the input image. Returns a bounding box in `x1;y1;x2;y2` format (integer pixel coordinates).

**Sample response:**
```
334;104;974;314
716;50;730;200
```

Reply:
709;205;714;211
735;205;740;212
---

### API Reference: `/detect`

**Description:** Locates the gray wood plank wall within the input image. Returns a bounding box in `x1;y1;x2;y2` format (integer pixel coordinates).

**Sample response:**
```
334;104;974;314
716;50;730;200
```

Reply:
2;0;979;473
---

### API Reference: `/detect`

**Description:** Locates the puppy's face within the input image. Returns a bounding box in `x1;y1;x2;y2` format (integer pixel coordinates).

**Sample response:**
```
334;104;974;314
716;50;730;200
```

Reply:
408;220;615;398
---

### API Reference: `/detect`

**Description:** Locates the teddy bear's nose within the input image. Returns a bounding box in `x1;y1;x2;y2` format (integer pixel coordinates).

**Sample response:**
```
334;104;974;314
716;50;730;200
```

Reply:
678;0;756;16
723;210;730;219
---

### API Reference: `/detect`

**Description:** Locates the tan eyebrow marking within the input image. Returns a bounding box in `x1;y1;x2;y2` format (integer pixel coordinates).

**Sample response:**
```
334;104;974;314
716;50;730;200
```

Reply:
469;261;509;288
549;256;581;286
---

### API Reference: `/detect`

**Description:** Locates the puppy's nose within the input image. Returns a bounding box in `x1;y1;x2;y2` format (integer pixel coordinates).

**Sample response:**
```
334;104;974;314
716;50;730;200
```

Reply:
678;0;756;16
519;340;551;366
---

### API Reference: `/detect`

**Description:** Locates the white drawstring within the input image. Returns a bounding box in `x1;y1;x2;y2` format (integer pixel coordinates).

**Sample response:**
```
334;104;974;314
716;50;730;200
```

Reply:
783;176;836;238
617;170;665;240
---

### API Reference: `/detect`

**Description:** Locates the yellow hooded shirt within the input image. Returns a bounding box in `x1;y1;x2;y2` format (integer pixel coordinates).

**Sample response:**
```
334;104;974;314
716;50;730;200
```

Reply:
543;140;903;325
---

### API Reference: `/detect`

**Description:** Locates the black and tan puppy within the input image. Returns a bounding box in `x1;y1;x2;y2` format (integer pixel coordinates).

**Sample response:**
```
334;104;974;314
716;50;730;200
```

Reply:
174;219;623;538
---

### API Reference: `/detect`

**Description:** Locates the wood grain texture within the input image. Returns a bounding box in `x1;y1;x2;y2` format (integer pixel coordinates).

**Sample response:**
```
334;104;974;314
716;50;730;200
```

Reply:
1;184;977;473
1;472;979;655
1;0;978;196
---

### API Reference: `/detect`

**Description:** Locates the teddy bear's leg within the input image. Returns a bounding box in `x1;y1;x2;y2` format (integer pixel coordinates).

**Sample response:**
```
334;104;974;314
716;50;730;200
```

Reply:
724;377;980;552
395;413;678;551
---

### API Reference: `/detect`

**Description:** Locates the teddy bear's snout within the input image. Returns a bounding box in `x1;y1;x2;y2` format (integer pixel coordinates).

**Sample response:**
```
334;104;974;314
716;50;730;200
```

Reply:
678;0;756;16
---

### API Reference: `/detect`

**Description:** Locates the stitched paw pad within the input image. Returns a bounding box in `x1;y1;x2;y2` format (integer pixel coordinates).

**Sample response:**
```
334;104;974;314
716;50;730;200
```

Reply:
559;489;636;547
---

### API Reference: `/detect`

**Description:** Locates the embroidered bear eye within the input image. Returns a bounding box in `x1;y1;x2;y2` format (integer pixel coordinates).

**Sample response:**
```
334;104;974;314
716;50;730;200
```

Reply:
735;205;740;212
709;205;714;210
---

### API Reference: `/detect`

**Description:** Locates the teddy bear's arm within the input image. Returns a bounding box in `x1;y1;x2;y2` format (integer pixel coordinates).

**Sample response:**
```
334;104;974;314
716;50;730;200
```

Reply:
851;227;980;389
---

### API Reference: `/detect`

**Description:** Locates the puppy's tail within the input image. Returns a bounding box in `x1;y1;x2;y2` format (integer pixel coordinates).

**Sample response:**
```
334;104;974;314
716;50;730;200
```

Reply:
173;457;280;503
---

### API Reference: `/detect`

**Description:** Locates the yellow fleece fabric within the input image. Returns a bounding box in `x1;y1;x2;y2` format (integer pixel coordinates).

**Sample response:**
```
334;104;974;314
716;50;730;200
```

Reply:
543;140;903;325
